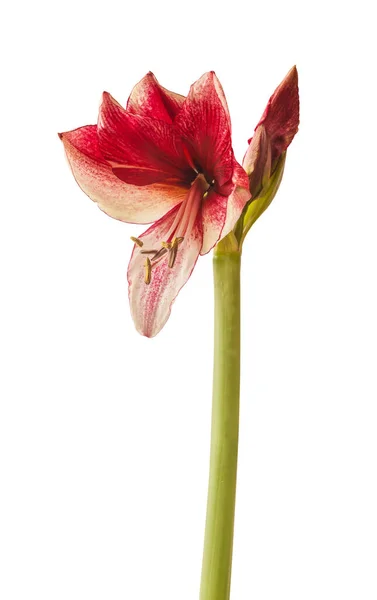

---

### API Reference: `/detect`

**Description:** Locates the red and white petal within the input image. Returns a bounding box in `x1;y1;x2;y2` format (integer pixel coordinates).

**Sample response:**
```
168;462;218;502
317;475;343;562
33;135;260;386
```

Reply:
221;162;251;239
60;126;186;223
200;189;228;255
174;72;233;189
200;159;250;255
98;92;191;183
111;166;183;186
242;125;271;196
128;205;203;337
127;72;185;123
255;66;299;162
243;125;267;173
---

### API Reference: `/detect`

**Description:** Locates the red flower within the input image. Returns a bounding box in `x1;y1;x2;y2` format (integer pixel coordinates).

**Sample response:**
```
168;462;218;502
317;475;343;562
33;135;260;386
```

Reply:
60;72;250;337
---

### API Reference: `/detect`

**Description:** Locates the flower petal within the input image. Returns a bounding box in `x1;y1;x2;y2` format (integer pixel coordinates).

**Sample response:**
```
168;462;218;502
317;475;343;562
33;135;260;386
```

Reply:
174;72;234;191
127;72;185;123
200;189;228;255
242;124;271;195
60;125;186;223
221;162;251;240
128;205;202;337
111;166;182;186
200;160;250;255
254;66;299;162
98;92;191;183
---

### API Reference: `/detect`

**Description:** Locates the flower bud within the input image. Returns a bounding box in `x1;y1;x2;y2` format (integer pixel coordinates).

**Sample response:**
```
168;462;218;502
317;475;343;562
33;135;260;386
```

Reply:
238;67;299;242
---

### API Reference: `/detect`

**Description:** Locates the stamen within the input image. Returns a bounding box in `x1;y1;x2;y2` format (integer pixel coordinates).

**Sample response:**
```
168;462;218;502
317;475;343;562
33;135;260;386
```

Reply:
168;241;178;268
139;174;209;284
131;236;143;247
175;174;209;239
151;247;168;261
144;257;152;284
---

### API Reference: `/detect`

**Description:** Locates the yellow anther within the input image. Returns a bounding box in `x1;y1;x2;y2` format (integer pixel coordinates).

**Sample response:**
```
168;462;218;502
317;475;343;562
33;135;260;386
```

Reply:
171;236;184;248
161;241;172;249
131;236;143;247
144;258;152;284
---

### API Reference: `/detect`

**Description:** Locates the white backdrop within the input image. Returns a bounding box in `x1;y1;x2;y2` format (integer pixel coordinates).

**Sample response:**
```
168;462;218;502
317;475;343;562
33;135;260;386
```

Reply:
1;0;376;598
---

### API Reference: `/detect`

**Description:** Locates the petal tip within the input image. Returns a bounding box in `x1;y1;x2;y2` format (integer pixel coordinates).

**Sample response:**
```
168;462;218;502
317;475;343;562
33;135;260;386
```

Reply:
273;65;299;103
284;65;299;91
254;65;300;160
101;91;117;105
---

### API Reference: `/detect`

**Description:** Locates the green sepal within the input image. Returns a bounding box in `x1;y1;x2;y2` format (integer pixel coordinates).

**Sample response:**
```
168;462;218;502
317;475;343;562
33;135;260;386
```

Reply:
215;231;240;255
235;152;286;248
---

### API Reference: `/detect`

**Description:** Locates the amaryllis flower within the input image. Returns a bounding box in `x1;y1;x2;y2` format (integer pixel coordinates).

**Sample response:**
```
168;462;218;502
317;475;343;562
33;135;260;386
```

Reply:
60;72;250;336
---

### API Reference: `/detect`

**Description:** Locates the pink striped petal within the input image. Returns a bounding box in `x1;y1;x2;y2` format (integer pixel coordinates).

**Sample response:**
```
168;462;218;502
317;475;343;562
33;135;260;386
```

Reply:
60;126;186;223
127;72;185;123
254;66;299;162
98;92;191;183
200;189;228;255
128;205;202;337
174;72;233;191
242;125;271;196
221;162;251;240
200;160;250;255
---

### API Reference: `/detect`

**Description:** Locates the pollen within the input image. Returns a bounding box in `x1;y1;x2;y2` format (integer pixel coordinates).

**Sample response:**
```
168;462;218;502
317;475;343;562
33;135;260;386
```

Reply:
131;236;143;247
135;236;187;285
144;257;152;284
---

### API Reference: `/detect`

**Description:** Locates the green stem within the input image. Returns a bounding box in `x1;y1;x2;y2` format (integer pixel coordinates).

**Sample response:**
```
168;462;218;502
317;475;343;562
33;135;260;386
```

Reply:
200;242;241;600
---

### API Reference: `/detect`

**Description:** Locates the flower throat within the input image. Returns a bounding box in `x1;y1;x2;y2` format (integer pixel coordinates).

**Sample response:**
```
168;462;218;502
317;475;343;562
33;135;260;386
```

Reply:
131;174;209;285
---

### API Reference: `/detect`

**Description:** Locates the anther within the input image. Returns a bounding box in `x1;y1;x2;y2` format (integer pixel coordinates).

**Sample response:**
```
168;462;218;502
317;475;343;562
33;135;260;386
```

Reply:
161;241;172;249
168;241;178;268
131;236;143;247
151;247;168;261
144;258;152;284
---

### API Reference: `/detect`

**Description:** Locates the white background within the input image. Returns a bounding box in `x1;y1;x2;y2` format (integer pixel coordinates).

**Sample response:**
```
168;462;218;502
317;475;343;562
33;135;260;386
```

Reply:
1;0;376;598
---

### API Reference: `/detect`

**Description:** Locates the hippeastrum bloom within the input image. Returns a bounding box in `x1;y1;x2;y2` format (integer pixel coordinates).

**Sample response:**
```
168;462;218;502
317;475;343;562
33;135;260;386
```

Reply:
240;66;299;236
60;68;299;337
60;72;251;337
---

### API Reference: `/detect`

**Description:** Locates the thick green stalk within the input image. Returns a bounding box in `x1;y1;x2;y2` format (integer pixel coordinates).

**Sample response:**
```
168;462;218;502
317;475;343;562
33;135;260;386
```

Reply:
200;242;241;600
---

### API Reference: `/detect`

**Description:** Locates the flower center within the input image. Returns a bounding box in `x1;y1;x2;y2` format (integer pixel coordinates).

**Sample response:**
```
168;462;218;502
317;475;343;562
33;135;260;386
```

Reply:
131;174;209;285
